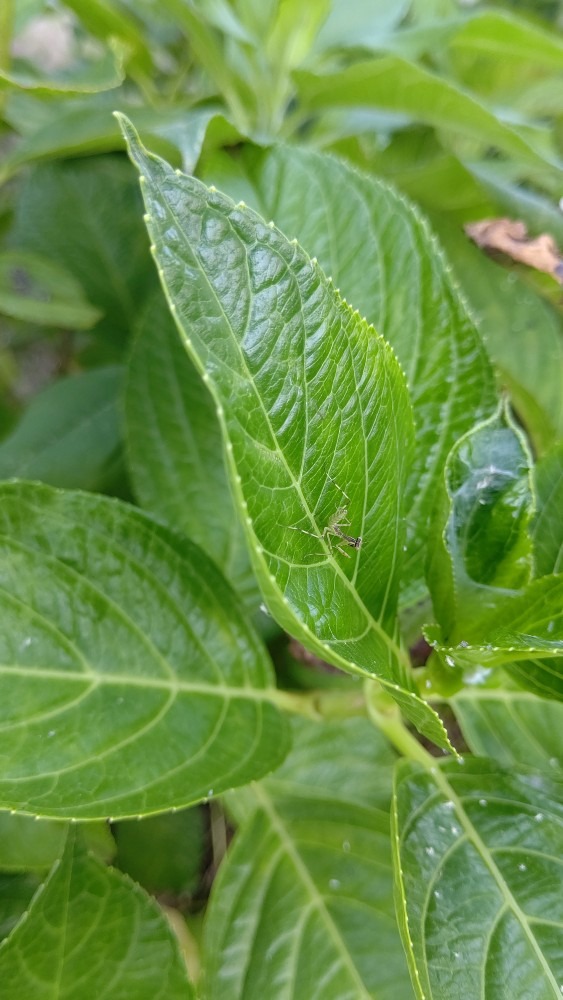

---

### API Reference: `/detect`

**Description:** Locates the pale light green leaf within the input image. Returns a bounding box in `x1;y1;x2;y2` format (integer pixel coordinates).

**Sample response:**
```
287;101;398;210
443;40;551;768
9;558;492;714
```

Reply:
533;441;563;577
118;115;450;750
448;10;563;68
0;43;125;96
451;688;563;771
0;481;289;819
0;251;102;329
124;292;258;608
204;717;412;1000
295;55;563;176
62;0;154;77
427;401;535;639
393;757;563;1000
311;0;409;53
0;830;194;998
0;368;123;493
204;145;496;602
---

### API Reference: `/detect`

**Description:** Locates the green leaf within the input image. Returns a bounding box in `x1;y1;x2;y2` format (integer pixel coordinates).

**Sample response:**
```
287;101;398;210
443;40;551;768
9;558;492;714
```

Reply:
61;0;154;78
117;115;450;750
393;757;563;1000
203;145;496;603
0;42;125;96
0;813;114;872
426;573;563;694
0;481;289;819
311;0;410;52
295;55;563;176
0;103;226;183
451;687;563;771
226;715;399;826
0;830;194;998
9;156;155;342
427;401;535;639
124;292;258;608
533;441;563;577
204;717;412;1000
432;220;563;455
0;251;102;328
0;368;123;493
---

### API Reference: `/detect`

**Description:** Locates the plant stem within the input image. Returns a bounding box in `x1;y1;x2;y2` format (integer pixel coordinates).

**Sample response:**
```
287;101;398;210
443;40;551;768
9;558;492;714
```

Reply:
269;686;367;721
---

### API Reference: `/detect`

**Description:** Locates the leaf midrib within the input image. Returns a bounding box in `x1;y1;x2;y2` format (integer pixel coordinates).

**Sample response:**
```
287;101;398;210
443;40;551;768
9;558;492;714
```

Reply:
151;166;407;668
428;766;562;997
253;783;373;1000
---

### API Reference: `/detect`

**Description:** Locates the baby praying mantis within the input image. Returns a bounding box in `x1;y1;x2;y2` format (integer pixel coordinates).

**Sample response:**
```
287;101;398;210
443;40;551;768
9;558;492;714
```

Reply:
287;476;362;558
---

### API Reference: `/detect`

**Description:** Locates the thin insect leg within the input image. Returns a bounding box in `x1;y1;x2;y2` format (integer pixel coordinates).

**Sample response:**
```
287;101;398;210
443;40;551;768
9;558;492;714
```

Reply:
286;525;322;540
334;543;351;558
327;473;351;503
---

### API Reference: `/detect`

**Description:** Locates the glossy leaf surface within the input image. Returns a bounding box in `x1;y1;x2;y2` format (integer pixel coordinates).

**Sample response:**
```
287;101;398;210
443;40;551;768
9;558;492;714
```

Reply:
427;402;534;639
204;145;495;602
204;717;412;1000
118;116;450;748
0;481;289;818
0;830;193;998
393;757;563;1000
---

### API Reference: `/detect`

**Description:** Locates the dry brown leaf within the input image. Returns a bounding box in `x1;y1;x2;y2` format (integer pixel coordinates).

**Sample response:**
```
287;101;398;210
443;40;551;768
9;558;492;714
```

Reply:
465;217;563;284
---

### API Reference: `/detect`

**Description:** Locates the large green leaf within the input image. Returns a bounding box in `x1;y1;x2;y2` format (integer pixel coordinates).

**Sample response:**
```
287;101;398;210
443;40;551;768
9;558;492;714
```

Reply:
0;830;194;998
533;441;563;577
204;717;412;999
118;115;450;750
124;292;257;608
0;368;123;493
451;687;563;771
393;757;563;1000
202;145;496;602
295;55;563;177
427;401;535;639
0;481;289;818
0;812;114;872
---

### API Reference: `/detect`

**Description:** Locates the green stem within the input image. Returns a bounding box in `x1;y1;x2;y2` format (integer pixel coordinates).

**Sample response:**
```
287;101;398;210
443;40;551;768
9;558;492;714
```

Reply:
269;686;367;721
364;680;434;766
